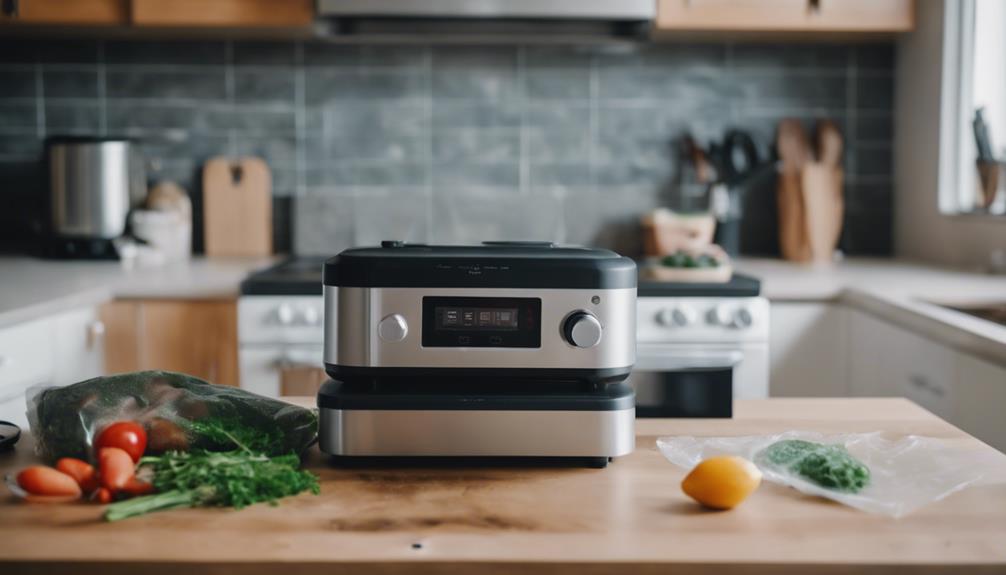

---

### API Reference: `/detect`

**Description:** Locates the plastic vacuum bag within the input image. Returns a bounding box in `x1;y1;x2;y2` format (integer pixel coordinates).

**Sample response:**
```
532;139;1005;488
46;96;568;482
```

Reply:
657;431;999;517
27;370;317;462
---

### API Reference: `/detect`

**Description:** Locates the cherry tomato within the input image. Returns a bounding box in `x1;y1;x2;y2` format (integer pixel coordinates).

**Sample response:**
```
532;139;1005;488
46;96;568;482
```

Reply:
16;466;82;498
95;421;147;463
56;458;98;492
98;447;135;491
91;487;113;504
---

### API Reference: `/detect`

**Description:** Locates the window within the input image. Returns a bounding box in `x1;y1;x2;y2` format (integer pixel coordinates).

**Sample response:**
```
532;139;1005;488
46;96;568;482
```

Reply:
941;0;1006;215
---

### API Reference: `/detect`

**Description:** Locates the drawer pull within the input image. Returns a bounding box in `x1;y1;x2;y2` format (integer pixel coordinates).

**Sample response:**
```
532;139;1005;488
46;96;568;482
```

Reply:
909;374;946;397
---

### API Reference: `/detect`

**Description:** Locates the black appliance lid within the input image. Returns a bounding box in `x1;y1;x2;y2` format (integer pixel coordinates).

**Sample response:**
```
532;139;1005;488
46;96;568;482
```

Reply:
637;272;761;298
324;241;637;289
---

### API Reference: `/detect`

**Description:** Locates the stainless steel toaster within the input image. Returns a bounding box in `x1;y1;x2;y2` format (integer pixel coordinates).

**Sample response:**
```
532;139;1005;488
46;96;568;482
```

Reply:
323;241;637;384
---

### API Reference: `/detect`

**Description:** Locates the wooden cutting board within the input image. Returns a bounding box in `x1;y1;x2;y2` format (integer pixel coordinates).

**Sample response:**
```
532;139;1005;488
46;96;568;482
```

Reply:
202;156;272;257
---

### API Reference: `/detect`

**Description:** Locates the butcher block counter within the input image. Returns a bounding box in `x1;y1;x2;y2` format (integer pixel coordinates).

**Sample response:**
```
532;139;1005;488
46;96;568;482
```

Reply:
2;398;1006;575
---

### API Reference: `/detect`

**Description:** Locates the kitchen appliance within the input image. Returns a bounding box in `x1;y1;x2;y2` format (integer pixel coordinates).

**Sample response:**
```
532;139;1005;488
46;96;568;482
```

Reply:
316;0;653;41
633;274;769;417
238;253;767;420
46;136;146;259
322;241;637;385
316;241;637;466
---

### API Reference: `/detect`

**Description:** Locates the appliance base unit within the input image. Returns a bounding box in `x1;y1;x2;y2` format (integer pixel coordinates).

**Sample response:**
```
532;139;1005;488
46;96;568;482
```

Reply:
317;380;635;467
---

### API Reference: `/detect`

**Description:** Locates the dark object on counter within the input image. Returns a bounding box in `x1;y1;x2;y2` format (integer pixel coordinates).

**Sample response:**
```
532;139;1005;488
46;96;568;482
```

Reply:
0;420;21;451
28;370;318;462
974;107;995;162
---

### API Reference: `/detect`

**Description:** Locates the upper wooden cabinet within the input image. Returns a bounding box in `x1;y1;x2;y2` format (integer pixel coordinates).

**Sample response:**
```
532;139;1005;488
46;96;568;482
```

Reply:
656;0;914;34
0;0;128;26
131;0;313;28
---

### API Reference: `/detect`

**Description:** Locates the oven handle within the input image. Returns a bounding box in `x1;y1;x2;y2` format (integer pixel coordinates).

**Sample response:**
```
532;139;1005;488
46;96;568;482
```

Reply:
634;348;744;371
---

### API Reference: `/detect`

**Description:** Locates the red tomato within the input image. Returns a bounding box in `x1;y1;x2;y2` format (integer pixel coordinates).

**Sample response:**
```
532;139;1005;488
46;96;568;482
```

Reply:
16;466;82;498
55;458;98;492
98;447;135;491
91;487;113;504
95;421;147;462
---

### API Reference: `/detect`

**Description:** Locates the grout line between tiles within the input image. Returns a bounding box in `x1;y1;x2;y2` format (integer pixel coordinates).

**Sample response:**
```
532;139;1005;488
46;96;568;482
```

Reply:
97;41;107;135
517;45;529;196
424;45;434;243
225;40;237;158
34;62;44;139
294;41;307;197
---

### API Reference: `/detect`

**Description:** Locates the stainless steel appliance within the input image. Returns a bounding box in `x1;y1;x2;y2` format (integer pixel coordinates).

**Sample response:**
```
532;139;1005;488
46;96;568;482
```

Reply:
46;136;146;258
315;241;637;467
632;276;770;417
322;241;636;385
315;0;653;41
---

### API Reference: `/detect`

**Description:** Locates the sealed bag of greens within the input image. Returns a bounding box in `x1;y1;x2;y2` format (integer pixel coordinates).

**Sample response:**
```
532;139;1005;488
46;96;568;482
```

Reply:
28;370;317;462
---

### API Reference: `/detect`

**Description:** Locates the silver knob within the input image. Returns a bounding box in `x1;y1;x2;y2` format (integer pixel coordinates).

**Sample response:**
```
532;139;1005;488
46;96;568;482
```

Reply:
300;306;320;326
276;304;294;325
378;314;409;342
706;304;733;326
564;311;603;348
732;307;754;329
657;306;696;327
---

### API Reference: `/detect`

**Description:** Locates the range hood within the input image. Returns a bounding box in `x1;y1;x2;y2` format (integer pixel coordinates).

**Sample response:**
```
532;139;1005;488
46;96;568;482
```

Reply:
315;0;655;43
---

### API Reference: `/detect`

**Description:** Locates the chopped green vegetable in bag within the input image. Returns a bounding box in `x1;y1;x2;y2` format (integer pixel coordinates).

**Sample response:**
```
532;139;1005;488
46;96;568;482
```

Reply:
757;439;871;493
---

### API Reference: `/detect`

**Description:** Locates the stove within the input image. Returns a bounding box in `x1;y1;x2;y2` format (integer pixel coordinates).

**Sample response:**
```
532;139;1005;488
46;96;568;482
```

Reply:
238;256;768;416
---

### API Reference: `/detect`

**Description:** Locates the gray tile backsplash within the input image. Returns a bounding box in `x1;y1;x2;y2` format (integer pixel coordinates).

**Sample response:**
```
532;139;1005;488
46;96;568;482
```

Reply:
0;38;895;255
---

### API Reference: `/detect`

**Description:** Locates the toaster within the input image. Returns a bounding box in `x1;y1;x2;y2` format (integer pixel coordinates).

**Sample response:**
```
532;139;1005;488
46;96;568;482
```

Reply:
323;241;637;384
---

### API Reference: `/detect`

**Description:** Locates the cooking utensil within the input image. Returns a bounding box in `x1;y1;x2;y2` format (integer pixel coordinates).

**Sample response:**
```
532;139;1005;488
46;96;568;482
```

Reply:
803;119;845;261
202;157;272;258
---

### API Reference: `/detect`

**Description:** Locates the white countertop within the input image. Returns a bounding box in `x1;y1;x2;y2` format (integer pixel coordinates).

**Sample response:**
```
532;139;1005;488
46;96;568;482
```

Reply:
735;257;1006;366
0;256;275;329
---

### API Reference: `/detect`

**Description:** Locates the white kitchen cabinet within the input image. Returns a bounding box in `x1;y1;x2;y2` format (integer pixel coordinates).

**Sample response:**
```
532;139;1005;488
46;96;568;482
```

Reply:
769;303;849;397
955;354;1006;453
847;309;956;420
0;306;104;428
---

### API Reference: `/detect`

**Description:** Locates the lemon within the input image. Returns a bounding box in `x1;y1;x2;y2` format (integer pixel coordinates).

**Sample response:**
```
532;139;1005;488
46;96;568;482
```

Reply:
681;455;762;510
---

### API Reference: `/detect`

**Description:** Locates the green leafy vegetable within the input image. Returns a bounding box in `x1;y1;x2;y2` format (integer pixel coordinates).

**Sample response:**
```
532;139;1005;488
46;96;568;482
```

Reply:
104;418;319;522
660;251;720;269
757;439;871;493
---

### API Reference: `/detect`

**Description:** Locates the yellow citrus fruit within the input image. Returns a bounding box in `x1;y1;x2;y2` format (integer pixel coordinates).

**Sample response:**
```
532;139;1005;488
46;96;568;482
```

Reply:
681;455;762;510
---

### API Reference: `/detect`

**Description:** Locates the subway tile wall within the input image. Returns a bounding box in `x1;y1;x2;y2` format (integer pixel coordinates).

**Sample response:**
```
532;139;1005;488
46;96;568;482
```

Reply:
0;39;895;256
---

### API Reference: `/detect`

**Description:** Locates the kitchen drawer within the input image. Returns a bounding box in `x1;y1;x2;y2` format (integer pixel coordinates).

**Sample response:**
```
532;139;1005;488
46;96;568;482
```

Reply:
891;328;956;420
0;317;54;394
655;0;914;33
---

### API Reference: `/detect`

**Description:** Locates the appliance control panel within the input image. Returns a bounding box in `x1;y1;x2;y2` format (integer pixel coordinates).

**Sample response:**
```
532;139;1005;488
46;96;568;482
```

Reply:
421;296;542;348
637;297;769;344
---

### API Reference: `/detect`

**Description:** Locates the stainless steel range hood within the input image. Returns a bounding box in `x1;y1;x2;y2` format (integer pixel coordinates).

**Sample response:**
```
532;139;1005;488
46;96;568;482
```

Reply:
315;0;654;43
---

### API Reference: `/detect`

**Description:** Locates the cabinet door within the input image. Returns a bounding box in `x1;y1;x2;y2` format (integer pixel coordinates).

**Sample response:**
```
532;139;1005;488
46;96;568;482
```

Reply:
656;0;914;33
131;0;312;28
769;303;849;397
1;0;127;25
955;354;1006;453
141;300;239;386
50;306;104;386
0;317;54;428
848;310;903;397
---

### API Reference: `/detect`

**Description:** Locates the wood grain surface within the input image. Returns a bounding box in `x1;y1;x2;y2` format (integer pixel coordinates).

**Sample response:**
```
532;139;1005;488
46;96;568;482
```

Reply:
2;398;1005;575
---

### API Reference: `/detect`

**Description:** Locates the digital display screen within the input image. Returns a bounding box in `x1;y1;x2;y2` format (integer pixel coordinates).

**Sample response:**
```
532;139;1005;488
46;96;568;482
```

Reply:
435;307;519;331
422;297;541;348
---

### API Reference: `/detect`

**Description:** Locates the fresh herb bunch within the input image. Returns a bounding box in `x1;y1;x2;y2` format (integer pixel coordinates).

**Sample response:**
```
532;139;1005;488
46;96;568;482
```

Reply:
104;420;319;522
188;417;286;454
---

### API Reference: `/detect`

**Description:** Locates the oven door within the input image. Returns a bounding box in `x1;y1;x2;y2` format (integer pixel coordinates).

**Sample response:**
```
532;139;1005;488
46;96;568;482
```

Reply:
629;344;744;418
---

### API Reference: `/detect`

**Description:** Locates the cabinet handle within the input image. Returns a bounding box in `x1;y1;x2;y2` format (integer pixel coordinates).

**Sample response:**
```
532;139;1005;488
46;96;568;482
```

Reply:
1;0;19;18
86;320;106;350
909;374;946;397
808;0;821;15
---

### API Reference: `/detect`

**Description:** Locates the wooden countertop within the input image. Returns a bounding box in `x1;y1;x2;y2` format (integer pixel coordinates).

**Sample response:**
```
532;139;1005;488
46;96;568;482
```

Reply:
2;398;1006;574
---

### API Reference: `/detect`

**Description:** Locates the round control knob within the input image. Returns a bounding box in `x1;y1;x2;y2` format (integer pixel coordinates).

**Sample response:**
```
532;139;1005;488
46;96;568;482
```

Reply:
706;304;733;326
378;314;409;342
732;307;754;329
276;304;294;325
300;306;320;326
564;311;603;348
657;307;695;327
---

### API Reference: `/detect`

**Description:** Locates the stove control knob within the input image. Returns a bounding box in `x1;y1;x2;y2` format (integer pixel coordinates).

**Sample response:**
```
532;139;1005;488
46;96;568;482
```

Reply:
706;304;733;326
732;307;754;329
657;306;695;327
276;304;294;325
378;314;409;342
300;306;321;326
564;311;603;348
